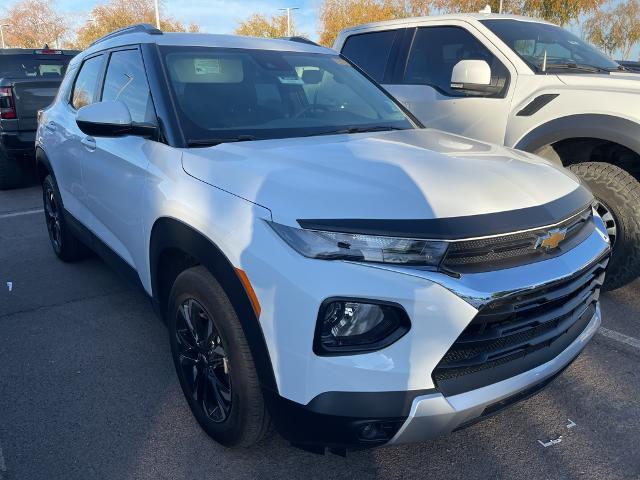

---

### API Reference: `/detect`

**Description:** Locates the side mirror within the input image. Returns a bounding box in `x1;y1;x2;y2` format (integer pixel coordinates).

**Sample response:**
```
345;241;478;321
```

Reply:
450;60;495;94
76;100;156;138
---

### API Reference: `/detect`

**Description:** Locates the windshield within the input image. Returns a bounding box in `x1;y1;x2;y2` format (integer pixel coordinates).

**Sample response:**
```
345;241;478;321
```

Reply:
0;54;73;79
481;19;619;73
160;46;413;145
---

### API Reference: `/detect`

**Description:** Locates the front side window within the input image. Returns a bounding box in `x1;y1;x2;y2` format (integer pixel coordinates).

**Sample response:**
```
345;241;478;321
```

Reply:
161;47;412;145
341;30;398;82
403;26;509;97
101;49;156;124
482;19;620;73
71;55;104;110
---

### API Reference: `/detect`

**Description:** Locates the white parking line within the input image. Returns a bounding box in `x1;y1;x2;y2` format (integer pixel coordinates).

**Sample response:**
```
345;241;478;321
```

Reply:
0;209;44;220
598;327;640;350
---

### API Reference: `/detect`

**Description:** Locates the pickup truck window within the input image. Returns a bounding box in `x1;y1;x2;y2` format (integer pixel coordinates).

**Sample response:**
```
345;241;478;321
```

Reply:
0;54;72;78
161;46;412;145
481;19;619;73
102;49;156;124
341;30;398;82
71;55;104;110
403;26;509;97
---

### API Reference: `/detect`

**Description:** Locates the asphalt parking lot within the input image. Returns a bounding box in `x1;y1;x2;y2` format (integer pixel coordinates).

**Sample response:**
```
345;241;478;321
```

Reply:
0;186;639;480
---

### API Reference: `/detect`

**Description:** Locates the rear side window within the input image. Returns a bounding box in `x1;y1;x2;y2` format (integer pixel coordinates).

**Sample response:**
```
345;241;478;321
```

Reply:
341;30;397;82
102;49;156;124
0;54;73;78
403;26;509;97
71;55;104;110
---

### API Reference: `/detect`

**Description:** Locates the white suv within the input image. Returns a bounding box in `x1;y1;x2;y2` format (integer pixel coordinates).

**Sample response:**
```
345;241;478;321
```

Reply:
335;14;640;291
36;24;610;453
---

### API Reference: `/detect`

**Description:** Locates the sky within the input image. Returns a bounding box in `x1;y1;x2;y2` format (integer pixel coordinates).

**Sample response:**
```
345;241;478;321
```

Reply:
2;0;323;40
1;0;637;59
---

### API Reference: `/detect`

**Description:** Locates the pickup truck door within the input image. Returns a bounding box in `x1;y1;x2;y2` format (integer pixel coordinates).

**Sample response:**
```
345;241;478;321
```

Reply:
381;22;517;145
80;48;154;270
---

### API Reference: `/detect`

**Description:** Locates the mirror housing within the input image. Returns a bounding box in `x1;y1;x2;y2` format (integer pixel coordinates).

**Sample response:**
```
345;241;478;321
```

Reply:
76;100;156;138
450;60;496;94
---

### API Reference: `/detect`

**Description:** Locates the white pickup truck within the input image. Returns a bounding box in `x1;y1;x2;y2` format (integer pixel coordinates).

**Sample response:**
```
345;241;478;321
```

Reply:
335;13;640;290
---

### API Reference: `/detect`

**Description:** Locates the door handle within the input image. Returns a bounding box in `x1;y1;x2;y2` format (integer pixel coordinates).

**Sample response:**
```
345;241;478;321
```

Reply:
45;121;56;132
81;136;96;151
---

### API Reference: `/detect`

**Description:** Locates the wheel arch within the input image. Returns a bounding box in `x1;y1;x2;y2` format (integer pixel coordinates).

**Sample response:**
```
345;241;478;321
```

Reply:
149;216;279;393
514;114;640;178
35;147;54;184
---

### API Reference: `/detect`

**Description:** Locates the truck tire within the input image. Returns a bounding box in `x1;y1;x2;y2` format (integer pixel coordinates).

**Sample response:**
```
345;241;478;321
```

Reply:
168;266;271;447
0;148;35;190
568;162;640;291
42;174;89;262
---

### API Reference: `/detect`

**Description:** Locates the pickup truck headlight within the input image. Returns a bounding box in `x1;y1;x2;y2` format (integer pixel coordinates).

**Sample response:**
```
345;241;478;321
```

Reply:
269;222;448;268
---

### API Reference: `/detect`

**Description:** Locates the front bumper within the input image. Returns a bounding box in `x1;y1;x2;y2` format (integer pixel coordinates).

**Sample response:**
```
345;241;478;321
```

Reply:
390;304;601;444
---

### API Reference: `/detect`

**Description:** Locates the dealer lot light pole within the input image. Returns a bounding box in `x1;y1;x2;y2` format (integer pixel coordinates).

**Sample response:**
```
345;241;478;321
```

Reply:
279;7;299;37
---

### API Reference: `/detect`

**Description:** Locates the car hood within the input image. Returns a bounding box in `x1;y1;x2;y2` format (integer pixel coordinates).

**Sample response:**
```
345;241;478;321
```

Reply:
181;129;590;236
558;71;640;92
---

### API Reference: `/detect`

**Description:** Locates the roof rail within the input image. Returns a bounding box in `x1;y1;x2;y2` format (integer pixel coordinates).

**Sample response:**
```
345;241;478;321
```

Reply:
279;36;320;47
90;23;162;47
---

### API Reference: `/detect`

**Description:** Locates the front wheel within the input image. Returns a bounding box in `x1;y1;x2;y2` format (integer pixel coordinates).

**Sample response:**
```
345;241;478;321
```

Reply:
168;266;271;447
568;162;640;291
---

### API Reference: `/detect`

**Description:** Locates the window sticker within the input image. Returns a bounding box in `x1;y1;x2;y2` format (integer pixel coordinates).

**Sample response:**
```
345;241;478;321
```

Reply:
194;58;221;75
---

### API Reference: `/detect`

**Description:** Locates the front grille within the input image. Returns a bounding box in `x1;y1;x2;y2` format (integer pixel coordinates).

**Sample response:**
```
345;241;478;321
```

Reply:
442;207;593;273
433;254;608;396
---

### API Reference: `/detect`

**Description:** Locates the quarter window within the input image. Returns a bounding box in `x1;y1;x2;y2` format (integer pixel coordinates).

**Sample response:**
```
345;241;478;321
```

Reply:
71;55;104;110
403;26;509;97
341;30;397;82
102;49;156;124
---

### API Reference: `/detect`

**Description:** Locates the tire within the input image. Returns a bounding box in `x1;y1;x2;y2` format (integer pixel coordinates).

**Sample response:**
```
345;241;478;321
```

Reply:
568;162;640;291
42;174;89;262
168;266;271;447
0;148;35;190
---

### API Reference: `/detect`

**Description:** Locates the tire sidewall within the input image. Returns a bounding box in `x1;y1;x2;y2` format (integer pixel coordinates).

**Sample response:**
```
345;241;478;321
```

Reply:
168;270;252;446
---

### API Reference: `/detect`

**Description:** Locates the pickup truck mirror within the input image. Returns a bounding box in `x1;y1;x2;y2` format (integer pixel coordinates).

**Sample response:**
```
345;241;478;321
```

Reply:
450;60;494;94
76;100;156;138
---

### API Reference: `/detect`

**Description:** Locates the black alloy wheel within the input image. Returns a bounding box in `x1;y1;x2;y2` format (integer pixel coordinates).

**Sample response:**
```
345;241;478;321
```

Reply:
175;298;233;423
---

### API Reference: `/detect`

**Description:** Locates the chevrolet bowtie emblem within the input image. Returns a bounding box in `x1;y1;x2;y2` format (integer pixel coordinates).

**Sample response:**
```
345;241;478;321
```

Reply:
536;227;568;251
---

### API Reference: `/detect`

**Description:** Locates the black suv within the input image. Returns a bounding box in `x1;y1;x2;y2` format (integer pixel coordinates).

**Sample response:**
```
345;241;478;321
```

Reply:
0;47;78;189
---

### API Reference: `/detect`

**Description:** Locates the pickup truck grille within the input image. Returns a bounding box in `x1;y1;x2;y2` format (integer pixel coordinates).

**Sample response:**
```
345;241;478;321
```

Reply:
441;207;593;273
432;254;608;396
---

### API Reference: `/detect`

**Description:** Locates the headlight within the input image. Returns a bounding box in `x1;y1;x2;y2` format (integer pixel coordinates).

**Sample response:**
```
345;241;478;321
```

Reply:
269;222;448;268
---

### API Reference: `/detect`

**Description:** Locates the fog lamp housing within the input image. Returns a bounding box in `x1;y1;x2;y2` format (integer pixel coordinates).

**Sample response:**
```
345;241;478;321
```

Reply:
313;298;411;356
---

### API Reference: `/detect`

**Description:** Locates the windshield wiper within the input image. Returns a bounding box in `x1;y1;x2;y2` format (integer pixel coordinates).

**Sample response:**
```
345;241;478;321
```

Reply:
187;135;256;147
543;63;610;73
311;125;406;137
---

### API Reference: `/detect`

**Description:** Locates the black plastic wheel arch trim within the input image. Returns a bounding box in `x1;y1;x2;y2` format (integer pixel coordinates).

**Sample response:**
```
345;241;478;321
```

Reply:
298;186;593;241
149;217;279;393
516;94;559;116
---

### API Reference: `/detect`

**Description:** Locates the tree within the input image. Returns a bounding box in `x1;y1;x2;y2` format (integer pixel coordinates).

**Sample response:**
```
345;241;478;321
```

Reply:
235;12;295;38
433;0;604;25
2;0;69;48
318;0;431;47
585;0;640;59
74;0;199;49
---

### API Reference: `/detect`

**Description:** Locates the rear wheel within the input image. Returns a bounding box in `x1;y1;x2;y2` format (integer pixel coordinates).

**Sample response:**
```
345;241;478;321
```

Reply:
42;175;89;262
168;266;271;447
0;149;35;190
568;162;640;290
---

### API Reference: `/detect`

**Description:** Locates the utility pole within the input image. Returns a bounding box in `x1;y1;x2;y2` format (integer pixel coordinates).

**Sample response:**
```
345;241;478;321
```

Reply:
499;0;504;13
279;7;299;37
0;24;8;49
154;0;161;29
